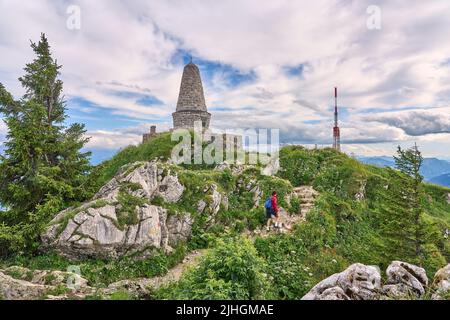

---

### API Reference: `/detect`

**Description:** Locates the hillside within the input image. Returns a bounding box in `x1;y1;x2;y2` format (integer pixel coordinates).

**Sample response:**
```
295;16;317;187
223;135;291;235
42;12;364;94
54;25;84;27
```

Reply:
1;134;449;300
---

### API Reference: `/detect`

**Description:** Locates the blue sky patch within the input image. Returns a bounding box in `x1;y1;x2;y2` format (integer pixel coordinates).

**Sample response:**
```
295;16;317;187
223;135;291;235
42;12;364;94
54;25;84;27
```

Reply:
171;49;257;88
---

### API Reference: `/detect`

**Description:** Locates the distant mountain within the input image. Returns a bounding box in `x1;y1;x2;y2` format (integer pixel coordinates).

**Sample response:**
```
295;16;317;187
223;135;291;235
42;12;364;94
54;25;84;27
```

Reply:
358;156;450;186
429;173;450;188
420;158;450;181
358;156;395;168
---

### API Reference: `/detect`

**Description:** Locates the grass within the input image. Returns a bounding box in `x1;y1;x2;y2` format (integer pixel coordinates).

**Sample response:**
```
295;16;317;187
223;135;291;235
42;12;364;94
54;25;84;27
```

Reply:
116;187;147;229
89;132;178;193
0;244;187;288
2;135;450;300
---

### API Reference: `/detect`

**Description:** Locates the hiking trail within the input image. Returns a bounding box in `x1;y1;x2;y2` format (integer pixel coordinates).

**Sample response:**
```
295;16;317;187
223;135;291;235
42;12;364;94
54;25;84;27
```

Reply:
100;186;318;298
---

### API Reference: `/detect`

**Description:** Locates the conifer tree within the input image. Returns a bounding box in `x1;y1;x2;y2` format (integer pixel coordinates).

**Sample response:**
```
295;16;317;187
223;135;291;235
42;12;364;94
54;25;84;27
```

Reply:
394;144;425;261
377;144;426;265
0;34;91;254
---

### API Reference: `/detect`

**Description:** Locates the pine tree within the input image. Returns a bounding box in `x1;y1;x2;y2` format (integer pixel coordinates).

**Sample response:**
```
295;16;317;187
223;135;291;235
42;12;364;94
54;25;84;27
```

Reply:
394;144;425;262
378;144;426;265
0;34;91;254
377;169;418;262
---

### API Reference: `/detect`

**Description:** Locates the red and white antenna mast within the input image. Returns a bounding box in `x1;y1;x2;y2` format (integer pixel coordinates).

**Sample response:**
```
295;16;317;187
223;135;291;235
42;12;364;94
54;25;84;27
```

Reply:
333;87;341;151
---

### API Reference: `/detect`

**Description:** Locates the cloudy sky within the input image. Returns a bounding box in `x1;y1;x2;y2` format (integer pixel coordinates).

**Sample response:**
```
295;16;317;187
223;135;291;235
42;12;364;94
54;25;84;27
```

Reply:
1;0;450;163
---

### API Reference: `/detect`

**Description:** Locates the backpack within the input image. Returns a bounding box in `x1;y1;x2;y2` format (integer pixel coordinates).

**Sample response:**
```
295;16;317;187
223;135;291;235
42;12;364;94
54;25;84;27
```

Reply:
264;197;272;209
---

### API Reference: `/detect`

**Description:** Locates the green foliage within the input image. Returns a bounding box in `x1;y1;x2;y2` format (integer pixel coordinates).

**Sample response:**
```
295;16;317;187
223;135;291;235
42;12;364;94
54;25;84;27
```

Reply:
373;146;427;266
109;290;134;300
0;34;91;256
155;238;273;300
89;132;178;192
278;146;321;186
116;186;147;229
0;245;187;287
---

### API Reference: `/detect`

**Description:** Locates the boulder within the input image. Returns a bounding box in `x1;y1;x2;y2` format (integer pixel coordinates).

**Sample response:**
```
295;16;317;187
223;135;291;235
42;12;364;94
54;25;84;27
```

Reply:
0;271;50;300
0;266;93;300
3;266;88;289
432;264;450;300
383;261;428;298
41;161;192;259
261;155;280;176
214;162;248;175
197;184;223;226
302;263;381;300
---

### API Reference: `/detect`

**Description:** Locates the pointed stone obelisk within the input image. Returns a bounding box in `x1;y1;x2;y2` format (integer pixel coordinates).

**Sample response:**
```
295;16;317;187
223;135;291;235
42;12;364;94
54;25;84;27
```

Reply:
172;60;211;129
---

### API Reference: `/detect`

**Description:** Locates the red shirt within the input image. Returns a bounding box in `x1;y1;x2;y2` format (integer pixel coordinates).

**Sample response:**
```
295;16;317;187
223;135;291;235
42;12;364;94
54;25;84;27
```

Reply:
271;195;278;213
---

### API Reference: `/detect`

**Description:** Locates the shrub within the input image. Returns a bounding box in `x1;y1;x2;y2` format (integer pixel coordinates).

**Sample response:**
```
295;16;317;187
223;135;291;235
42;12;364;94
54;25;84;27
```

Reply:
155;237;273;299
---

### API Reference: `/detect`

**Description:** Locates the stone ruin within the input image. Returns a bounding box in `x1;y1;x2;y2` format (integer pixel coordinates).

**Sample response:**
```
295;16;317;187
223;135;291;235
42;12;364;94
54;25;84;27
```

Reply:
142;125;157;143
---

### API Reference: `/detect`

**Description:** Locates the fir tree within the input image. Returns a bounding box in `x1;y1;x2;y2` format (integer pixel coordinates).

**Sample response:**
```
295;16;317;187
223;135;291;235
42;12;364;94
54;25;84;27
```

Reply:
378;144;426;265
0;34;91;254
394;144;425;262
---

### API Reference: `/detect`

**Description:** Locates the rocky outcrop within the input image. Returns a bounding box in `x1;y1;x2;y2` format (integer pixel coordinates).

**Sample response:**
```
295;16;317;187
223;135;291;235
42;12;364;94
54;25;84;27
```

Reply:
261;156;280;176
196;184;226;227
0;267;91;300
382;261;428;298
302;263;381;300
236;177;263;208
214;162;249;175
302;261;450;300
355;180;367;201
41;161;192;259
0;272;50;300
432;264;450;300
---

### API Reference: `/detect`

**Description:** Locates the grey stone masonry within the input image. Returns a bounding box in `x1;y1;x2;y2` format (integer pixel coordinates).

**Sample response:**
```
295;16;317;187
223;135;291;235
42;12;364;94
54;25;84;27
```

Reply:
172;61;211;129
173;110;211;129
143;125;157;143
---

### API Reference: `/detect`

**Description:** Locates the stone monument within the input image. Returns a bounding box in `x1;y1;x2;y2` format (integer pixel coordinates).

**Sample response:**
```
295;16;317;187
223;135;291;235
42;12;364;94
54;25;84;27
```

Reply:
172;60;211;129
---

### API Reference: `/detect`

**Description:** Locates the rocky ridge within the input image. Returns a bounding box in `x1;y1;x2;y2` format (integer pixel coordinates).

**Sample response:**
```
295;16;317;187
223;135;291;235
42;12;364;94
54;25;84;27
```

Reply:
302;261;450;300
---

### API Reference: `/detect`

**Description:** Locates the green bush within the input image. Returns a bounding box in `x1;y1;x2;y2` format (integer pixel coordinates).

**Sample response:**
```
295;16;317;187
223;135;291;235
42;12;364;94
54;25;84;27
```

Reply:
155;237;273;300
0;245;187;287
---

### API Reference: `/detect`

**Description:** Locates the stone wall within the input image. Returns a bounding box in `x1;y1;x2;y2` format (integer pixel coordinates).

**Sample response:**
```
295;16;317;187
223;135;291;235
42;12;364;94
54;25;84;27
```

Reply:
142;125;157;143
172;110;211;129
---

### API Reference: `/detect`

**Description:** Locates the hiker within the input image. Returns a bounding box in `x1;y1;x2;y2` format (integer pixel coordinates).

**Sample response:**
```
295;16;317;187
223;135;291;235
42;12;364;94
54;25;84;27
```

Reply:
265;191;279;231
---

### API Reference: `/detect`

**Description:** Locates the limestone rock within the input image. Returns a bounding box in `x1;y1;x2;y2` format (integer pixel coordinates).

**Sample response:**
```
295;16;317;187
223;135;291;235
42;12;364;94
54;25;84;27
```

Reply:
155;175;184;203
0;266;92;300
447;193;450;204
0;271;50;300
214;162;250;175
41;161;192;259
261;156;280;176
196;184;223;226
432;264;450;300
383;261;428;297
355;180;367;201
301;263;381;300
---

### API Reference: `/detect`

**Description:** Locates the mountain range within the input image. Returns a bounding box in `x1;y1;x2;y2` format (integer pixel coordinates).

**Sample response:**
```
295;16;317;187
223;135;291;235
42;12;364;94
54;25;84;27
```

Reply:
358;156;450;187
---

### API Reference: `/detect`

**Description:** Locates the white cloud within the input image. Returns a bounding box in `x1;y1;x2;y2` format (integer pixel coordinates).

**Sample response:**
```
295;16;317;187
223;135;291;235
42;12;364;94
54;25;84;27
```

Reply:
1;0;450;157
86;130;141;150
